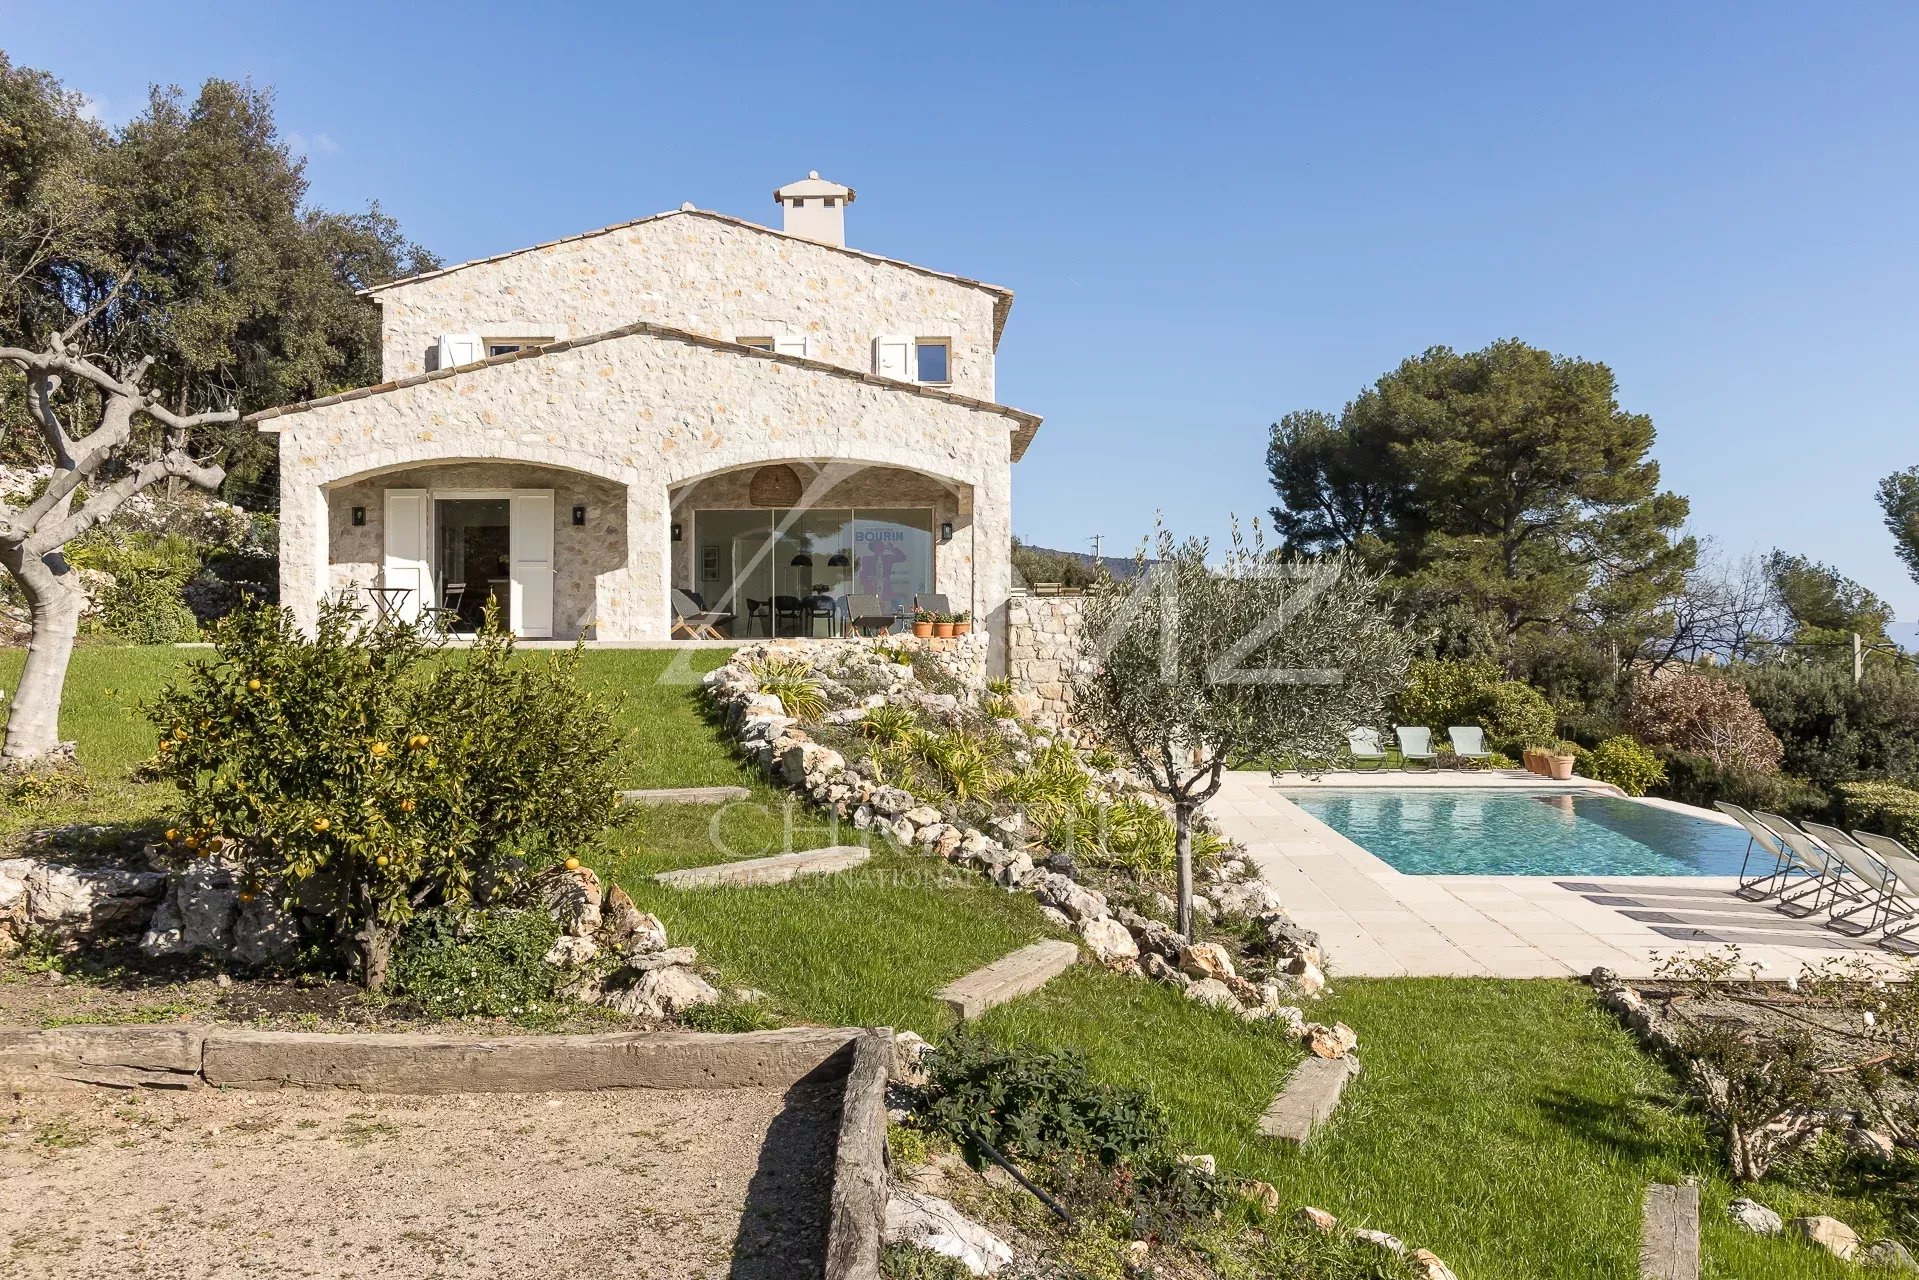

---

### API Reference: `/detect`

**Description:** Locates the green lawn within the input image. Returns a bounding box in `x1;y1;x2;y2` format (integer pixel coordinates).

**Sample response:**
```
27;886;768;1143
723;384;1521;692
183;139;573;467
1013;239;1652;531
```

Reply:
5;641;1907;1277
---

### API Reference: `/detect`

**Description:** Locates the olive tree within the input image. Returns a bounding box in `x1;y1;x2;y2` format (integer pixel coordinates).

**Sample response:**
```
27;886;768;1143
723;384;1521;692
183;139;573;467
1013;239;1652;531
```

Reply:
1071;523;1411;935
2;323;233;764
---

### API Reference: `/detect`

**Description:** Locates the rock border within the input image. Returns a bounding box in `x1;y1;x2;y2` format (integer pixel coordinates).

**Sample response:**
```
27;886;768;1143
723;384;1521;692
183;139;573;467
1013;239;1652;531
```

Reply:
0;1023;864;1093
700;640;1355;1058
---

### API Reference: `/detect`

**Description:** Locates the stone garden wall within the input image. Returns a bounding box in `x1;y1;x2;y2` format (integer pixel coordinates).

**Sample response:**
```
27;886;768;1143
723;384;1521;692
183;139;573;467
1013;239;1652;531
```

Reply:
1004;594;1088;727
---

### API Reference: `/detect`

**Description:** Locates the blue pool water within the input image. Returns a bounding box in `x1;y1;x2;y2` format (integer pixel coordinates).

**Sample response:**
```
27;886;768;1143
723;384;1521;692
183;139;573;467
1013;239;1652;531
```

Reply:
1282;789;1754;876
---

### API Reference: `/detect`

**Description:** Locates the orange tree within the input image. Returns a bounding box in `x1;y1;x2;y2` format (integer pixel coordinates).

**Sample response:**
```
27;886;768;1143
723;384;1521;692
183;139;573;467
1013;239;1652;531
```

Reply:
146;600;624;988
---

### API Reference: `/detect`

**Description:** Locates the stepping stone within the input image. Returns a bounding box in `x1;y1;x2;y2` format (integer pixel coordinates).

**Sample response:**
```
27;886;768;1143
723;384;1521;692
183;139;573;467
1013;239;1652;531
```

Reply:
937;940;1081;1021
653;846;870;889
1257;1054;1361;1145
1640;1183;1700;1280
618;786;752;806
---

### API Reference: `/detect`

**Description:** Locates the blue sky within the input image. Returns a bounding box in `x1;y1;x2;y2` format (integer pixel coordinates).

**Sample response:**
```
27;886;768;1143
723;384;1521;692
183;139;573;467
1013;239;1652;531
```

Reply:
10;3;1919;622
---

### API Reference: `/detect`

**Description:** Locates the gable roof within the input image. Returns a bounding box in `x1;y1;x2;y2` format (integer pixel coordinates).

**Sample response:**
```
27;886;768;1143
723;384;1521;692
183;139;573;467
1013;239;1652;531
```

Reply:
358;207;1016;347
248;318;1042;461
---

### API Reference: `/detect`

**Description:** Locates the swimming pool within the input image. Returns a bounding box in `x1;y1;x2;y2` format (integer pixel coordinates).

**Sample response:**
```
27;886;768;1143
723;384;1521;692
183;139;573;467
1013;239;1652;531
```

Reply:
1281;789;1753;877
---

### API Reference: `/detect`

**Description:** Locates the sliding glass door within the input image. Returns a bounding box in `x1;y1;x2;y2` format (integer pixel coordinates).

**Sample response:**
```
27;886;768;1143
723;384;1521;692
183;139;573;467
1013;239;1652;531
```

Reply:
692;507;932;636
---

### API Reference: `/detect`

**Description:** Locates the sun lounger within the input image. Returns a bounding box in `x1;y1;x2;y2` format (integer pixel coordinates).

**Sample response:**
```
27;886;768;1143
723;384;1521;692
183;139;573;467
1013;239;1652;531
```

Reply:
1446;726;1494;769
1802;821;1906;937
1395;726;1438;770
1753;812;1846;918
1846;830;1919;951
1716;803;1798;901
1347;727;1388;771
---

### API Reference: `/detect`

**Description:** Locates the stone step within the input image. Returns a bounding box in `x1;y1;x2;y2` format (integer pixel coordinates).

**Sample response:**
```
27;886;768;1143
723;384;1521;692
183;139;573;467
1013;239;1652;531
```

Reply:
618;786;752;806
1640;1183;1700;1280
1257;1054;1361;1145
653;846;871;889
937;940;1081;1021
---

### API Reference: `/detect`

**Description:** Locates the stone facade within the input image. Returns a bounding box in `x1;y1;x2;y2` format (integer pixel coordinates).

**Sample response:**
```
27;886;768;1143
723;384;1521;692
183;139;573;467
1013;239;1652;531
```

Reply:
1004;594;1088;726
261;323;1027;660
257;194;1040;662
372;210;1003;401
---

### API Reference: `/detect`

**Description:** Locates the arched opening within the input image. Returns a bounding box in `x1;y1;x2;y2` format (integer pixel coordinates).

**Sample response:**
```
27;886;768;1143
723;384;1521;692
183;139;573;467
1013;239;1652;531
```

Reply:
324;459;628;640
667;458;973;638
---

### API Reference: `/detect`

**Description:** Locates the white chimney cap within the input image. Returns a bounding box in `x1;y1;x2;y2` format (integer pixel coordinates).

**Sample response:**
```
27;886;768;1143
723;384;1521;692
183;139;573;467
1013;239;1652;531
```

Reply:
680;202;695;212
773;172;856;204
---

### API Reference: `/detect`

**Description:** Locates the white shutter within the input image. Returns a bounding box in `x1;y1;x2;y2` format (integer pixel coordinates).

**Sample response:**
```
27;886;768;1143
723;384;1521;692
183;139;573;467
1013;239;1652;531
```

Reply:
434;333;483;370
509;490;555;638
382;489;431;624
773;334;810;359
873;334;913;381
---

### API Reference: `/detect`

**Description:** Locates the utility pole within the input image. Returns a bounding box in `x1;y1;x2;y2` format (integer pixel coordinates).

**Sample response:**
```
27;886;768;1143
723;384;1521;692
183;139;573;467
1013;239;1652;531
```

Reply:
1853;631;1864;688
1088;534;1103;564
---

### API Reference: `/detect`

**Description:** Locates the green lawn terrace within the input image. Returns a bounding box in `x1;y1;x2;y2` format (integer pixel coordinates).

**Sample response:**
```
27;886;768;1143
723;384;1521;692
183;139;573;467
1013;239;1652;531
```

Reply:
0;642;1908;1279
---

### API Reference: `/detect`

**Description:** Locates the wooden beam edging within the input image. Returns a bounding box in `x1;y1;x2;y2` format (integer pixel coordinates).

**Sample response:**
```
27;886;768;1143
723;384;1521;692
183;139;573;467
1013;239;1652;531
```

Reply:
1640;1183;1701;1280
824;1027;894;1280
0;1024;865;1094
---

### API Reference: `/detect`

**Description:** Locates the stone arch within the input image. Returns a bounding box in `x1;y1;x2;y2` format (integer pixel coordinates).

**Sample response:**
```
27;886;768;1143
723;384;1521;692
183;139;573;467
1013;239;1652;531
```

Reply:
316;441;637;492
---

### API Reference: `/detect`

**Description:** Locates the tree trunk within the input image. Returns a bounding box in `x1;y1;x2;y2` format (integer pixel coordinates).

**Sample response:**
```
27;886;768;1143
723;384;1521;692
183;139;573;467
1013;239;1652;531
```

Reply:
1174;801;1195;938
354;883;394;991
0;557;84;764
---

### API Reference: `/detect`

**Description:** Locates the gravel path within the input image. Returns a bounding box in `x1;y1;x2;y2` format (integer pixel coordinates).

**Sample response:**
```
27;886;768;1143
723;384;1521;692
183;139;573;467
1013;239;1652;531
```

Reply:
0;1083;839;1279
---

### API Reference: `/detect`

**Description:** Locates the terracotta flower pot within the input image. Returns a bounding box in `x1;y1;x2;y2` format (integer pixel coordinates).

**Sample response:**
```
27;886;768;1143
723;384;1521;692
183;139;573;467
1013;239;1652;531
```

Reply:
912;621;933;638
953;620;972;636
1547;753;1576;781
935;622;956;638
1522;747;1544;775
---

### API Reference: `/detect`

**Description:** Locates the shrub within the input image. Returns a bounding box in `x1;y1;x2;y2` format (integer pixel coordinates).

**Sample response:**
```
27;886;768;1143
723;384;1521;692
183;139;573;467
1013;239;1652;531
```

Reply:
921;1031;1220;1239
1653;749;1821;815
1739;662;1919;794
1628;667;1784;773
145;600;625;989
749;656;826;722
387;906;562;1019
71;531;202;644
1392;657;1555;752
1835;780;1919;845
1586;736;1666;796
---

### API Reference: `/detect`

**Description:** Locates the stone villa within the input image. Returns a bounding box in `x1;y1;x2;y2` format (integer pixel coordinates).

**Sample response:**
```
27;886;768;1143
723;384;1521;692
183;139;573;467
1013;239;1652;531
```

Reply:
250;172;1042;663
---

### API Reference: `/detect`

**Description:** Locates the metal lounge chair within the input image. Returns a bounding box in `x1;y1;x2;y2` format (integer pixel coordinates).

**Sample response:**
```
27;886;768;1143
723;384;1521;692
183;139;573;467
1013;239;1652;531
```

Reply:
1347;727;1388;771
1846;830;1919;951
914;593;951;616
1716;802;1799;900
1446;726;1494;769
1802;821;1906;937
1394;726;1438;770
1753;812;1847;918
671;589;735;640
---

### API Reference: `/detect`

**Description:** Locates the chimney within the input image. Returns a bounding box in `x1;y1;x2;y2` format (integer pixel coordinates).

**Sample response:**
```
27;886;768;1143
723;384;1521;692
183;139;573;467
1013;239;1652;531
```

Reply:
773;171;855;247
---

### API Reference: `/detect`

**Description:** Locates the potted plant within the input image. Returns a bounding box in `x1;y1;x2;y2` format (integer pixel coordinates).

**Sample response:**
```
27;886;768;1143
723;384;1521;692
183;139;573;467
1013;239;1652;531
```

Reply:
1546;740;1578;781
952;610;972;636
912;607;935;638
934;612;957;639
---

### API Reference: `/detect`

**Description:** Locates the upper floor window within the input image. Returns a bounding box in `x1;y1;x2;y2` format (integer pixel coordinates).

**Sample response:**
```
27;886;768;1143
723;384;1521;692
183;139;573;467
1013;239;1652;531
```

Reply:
738;335;811;357
914;339;950;385
486;336;552;357
873;335;952;385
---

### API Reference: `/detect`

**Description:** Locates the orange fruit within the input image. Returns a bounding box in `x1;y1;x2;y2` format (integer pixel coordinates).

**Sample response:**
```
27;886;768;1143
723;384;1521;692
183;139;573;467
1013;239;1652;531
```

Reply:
375;855;390;868
164;828;179;842
369;742;389;758
237;891;255;904
311;816;331;833
564;857;581;871
173;727;188;741
399;798;416;813
183;835;200;850
247;679;261;692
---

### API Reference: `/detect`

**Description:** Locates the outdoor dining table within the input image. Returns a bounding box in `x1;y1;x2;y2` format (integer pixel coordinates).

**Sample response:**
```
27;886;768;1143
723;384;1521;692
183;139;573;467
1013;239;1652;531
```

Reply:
362;584;413;622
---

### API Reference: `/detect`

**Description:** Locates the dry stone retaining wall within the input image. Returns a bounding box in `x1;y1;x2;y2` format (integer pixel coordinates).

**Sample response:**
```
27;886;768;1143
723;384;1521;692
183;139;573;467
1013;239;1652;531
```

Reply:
1005;594;1088;727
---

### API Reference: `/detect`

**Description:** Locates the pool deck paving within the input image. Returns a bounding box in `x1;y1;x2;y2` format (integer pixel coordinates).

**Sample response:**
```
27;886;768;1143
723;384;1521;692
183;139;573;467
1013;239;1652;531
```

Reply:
1214;769;1907;980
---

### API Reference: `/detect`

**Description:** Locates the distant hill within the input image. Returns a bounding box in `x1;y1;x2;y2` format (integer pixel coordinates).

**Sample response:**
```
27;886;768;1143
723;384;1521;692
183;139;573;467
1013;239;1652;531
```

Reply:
1010;539;1151;587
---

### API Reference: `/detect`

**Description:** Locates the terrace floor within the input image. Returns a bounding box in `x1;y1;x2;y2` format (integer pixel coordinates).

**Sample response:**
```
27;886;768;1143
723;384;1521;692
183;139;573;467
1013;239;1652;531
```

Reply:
1214;770;1908;979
